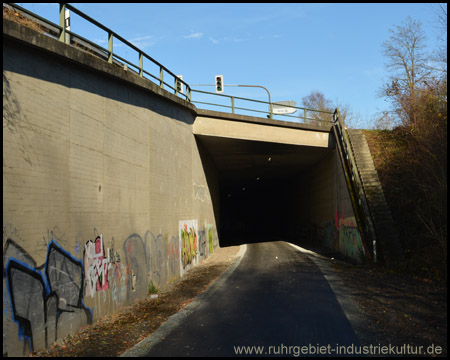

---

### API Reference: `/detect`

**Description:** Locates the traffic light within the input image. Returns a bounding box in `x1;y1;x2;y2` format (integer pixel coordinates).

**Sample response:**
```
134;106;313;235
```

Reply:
215;75;224;93
176;75;184;94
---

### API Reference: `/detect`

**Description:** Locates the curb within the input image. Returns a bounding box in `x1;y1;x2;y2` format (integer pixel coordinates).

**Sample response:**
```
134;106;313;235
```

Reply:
120;244;247;357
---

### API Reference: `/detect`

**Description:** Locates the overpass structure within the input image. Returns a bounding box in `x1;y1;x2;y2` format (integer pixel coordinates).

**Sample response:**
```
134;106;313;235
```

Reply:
3;4;401;356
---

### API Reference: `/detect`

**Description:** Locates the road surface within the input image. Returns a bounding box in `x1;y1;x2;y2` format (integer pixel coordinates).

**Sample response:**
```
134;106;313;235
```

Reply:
144;241;360;357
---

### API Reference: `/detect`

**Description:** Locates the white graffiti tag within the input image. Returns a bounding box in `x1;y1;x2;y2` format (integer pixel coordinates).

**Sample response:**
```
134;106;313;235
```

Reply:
84;235;109;297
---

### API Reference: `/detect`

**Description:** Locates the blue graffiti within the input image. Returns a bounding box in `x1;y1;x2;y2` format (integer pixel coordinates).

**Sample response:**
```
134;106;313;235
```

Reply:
4;238;93;353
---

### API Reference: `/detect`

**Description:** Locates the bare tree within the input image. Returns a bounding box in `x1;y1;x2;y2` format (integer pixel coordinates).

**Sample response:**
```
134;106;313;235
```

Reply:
372;111;396;130
301;90;335;125
431;3;447;74
301;90;333;112
381;16;431;125
300;90;358;127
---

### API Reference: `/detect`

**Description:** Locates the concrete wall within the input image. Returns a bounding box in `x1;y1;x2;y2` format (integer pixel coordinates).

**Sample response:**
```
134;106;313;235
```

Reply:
293;147;365;262
193;114;331;147
3;20;218;356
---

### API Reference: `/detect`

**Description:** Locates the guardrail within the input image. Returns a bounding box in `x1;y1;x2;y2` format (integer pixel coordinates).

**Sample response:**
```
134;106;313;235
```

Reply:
4;2;192;102
4;3;334;126
191;88;334;126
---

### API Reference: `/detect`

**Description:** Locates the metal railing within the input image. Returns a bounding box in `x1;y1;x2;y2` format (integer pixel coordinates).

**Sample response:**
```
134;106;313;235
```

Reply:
4;3;192;102
4;3;335;126
333;109;377;262
191;88;334;126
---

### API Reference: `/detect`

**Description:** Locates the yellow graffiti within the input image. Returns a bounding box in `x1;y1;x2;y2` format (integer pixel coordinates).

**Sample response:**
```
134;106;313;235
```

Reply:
181;225;197;269
208;227;214;255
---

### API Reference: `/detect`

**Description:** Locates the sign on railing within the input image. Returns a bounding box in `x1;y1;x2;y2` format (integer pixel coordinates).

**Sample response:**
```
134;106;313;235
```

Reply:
191;89;333;125
272;101;297;115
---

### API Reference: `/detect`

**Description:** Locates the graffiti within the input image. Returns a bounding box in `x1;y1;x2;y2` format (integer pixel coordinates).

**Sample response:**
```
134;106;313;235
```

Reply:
338;216;364;260
3;223;23;246
166;234;180;282
197;224;215;259
208;226;214;255
193;183;210;202
149;232;167;287
3;225;216;356
106;238;125;305
198;229;207;259
146;231;177;287
311;211;364;263
4;238;92;354
36;226;67;259
83;235;109;297
312;221;338;250
123;233;148;302
179;220;198;274
3;235;36;270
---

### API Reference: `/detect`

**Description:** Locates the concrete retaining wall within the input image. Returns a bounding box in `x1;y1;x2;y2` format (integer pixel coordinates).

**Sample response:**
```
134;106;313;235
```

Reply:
293;148;365;263
3;20;218;356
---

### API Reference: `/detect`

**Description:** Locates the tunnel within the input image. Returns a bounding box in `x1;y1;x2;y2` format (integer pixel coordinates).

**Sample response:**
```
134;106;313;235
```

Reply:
195;134;334;247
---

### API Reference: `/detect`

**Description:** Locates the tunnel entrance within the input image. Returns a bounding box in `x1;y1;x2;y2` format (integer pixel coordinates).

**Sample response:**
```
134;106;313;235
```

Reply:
220;177;297;245
195;134;333;247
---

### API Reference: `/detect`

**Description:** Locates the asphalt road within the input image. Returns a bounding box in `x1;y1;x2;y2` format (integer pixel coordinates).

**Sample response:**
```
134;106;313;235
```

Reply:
143;241;360;357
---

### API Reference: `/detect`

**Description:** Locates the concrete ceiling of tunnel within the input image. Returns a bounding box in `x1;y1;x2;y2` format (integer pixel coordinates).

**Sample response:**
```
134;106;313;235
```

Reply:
195;135;332;189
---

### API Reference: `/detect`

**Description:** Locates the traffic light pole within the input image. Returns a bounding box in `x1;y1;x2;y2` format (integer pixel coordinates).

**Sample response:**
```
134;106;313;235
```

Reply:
190;83;273;119
227;85;272;119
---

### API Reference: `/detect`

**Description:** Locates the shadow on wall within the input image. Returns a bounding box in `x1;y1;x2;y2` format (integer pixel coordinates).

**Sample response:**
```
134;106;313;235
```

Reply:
195;137;221;228
3;72;41;169
3;30;195;125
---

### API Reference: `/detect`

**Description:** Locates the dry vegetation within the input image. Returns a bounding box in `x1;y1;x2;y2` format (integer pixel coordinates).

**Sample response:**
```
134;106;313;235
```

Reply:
3;6;47;34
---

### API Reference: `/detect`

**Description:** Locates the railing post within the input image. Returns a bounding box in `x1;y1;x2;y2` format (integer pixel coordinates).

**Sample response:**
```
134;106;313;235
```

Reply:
304;108;307;124
231;97;235;114
59;3;66;43
108;32;113;64
160;67;164;88
139;52;143;77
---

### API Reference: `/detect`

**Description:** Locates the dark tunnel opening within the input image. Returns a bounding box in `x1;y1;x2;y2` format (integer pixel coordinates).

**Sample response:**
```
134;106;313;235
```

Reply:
219;177;300;246
195;133;333;248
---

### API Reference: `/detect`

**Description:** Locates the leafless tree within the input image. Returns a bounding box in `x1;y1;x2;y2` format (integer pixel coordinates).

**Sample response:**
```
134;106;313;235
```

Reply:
431;3;447;74
301;90;337;125
380;16;431;125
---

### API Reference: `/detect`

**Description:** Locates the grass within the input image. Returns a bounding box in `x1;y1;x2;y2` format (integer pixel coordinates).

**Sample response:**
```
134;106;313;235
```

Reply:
148;280;159;295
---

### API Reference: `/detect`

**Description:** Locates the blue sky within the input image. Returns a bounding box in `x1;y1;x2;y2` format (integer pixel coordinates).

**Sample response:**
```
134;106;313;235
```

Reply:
17;3;445;127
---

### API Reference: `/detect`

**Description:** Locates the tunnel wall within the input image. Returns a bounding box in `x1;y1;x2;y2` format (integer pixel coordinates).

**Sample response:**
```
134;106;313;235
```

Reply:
3;20;219;356
293;148;365;262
